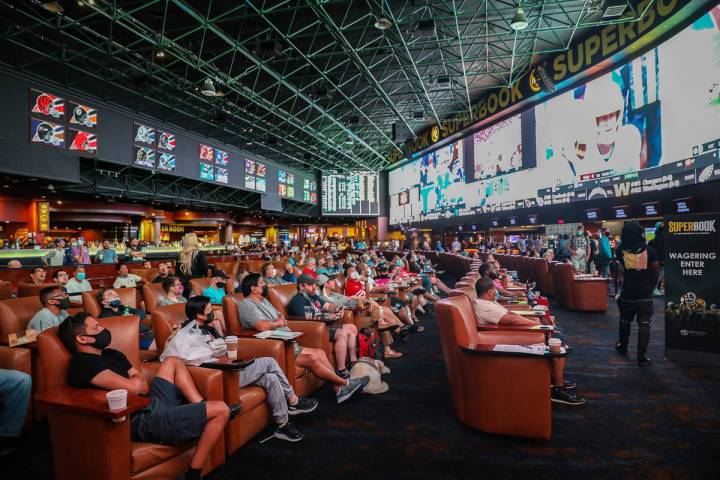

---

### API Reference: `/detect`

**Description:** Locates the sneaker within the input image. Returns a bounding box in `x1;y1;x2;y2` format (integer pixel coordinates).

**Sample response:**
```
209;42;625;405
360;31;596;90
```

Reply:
336;376;369;404
551;387;585;405
553;379;576;390
336;368;350;379
275;422;304;442
653;288;664;297
288;397;318;416
637;353;651;366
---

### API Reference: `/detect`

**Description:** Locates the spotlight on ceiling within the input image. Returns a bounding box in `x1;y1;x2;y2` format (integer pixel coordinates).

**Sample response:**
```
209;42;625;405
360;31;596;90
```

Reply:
374;1;392;30
200;78;217;96
510;7;529;31
41;1;64;13
154;49;166;60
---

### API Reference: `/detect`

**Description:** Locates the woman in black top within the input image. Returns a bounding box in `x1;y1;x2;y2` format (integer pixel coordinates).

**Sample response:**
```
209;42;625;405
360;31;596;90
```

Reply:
175;233;209;297
615;221;660;366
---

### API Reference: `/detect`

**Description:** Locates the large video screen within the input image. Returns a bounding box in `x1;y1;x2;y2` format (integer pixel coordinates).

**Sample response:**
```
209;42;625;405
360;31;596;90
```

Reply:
322;171;379;215
389;7;720;224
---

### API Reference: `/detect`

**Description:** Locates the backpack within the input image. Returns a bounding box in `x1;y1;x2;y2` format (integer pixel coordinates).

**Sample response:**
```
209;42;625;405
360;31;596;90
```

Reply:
358;331;384;362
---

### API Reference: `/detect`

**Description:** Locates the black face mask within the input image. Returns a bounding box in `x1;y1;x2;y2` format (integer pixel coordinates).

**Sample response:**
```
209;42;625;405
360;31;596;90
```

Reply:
206;311;215;323
489;272;499;280
216;282;226;290
57;298;71;310
84;329;112;350
261;285;269;297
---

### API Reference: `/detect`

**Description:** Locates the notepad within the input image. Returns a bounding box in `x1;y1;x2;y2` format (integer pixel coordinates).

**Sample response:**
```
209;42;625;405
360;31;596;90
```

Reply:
254;330;303;341
492;344;546;355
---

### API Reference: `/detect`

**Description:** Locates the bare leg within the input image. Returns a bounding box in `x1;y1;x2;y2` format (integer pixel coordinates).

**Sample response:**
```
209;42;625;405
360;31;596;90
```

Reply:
435;279;451;295
334;331;348;371
296;348;348;390
155;357;203;403
343;324;358;363
189;401;229;470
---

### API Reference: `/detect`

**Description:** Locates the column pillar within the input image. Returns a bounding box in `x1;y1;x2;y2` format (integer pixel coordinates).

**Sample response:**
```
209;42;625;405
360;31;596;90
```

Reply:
153;218;161;245
225;223;234;243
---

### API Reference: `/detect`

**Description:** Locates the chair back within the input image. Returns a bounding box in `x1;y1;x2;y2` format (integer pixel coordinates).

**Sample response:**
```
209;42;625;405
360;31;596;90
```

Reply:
81;287;137;318
0;296;43;343
550;262;574;309
221;293;246;335
189;277;213;297
142;283;167;314
38;315;141;390
151;304;188;352
0;280;13;300
17;282;59;298
129;268;159;283
266;284;299;318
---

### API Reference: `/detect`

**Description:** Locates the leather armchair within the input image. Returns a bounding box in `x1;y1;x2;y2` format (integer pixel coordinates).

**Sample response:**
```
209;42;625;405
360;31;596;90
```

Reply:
221;293;328;397
142;283;167;314
17;282;59;298
435;295;553;440
211;261;239;277
0;280;12;300
36;315;225;480
128;268;158;283
82;288;138;319
551;262;608;312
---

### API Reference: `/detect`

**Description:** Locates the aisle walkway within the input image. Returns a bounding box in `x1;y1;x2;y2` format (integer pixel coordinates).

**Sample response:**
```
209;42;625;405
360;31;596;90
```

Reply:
212;293;720;479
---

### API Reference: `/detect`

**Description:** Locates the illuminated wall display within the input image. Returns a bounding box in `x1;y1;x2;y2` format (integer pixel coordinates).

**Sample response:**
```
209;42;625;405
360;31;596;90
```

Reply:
322;171;379;216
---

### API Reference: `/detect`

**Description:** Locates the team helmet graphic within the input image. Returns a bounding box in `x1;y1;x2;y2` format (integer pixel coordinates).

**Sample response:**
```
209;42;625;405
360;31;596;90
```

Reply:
71;105;97;128
158;132;176;150
70;131;97;152
33;122;64;146
32;94;65;118
135;125;155;144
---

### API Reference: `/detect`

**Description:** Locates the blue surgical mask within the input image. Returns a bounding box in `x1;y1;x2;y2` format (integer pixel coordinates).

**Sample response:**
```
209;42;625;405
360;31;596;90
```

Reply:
77;239;84;246
76;272;86;281
109;298;123;308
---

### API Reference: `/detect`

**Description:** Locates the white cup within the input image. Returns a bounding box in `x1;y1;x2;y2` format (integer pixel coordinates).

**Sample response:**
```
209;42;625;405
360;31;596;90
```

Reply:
225;335;238;360
106;389;128;410
548;338;562;353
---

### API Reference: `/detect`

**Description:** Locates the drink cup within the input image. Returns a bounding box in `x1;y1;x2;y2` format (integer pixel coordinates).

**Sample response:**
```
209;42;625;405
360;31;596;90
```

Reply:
548;338;562;354
225;336;238;360
304;306;313;319
106;389;128;410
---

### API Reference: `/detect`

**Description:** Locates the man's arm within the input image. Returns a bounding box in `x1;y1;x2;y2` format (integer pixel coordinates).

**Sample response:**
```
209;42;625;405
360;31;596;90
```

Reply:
648;261;660;292
90;369;149;395
253;318;288;331
498;312;540;327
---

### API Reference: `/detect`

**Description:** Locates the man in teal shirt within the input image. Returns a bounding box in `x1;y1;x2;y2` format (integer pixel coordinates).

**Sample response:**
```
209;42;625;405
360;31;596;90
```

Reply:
95;239;117;264
202;268;229;305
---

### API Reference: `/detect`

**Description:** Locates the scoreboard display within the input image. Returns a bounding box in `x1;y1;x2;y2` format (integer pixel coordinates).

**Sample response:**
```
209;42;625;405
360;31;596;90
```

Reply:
321;171;379;216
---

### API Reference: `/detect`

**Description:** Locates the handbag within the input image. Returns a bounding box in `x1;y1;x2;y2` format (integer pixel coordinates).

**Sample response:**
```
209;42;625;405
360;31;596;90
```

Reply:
161;320;215;366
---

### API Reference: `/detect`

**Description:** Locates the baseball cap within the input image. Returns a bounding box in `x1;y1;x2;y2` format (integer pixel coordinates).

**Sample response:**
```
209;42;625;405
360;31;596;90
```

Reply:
297;273;316;285
210;267;229;279
316;274;330;286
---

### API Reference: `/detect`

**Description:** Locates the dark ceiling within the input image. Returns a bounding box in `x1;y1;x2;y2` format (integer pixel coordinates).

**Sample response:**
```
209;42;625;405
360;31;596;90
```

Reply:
0;0;639;174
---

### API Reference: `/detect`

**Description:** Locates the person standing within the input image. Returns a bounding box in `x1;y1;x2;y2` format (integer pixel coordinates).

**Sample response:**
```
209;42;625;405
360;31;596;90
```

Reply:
595;228;613;278
72;237;91;264
615;221;659;366
516;235;527;256
648;222;665;296
175;233;208;297
569;226;590;273
96;239;118;264
44;238;66;266
450;236;462;253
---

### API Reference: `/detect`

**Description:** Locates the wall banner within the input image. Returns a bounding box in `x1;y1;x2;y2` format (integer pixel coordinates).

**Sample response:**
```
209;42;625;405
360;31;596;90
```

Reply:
664;212;720;362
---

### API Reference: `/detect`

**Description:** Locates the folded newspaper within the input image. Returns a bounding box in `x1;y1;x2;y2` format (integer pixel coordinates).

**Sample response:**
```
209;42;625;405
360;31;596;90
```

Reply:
492;344;547;355
254;330;303;341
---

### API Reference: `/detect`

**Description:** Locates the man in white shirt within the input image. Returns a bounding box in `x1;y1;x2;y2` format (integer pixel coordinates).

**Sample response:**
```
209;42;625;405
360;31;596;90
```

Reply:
113;263;144;289
451;237;462;253
44;238;66;266
64;266;92;303
473;277;585;406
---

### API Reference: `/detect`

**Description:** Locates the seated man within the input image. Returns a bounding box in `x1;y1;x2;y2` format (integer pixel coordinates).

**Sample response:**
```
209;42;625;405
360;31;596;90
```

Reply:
113;263;144;289
478;263;518;301
28;286;70;332
172;296;318;442
51;269;70;288
281;263;297;284
288;274;358;378
158;277;187;306
473;277;585;406
152;262;172;283
59;313;236;480
262;262;288;286
96;288;154;350
0;368;31;456
64;265;92;303
29;266;46;284
238;273;368;404
202;268;229;305
301;257;318;280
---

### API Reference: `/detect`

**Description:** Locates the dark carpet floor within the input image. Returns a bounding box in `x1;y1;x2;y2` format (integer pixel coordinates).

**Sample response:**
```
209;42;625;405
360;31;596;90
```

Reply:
5;279;720;479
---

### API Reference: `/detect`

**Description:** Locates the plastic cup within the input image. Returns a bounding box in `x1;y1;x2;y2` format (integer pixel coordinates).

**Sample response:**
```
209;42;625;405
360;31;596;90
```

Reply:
548;338;562;354
210;338;227;358
106;389;128;411
304;306;313;319
225;336;238;360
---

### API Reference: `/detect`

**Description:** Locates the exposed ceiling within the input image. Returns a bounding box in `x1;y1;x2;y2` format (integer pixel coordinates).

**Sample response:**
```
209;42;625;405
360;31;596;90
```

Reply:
0;0;641;173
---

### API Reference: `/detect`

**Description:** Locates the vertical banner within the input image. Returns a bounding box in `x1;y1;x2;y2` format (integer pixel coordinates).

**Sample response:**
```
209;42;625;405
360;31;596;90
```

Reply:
38;201;50;232
664;213;720;362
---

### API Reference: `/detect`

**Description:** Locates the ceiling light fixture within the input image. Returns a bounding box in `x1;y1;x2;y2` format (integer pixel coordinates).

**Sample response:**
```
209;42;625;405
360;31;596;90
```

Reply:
155;49;166;60
374;1;392;30
200;78;217;97
41;1;64;13
510;6;529;31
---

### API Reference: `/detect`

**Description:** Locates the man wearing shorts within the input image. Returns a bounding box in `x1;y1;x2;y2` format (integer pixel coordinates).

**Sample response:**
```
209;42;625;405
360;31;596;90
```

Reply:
59;312;237;480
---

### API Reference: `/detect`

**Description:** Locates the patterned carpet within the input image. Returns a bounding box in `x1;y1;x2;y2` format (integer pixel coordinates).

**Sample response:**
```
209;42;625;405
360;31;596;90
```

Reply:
6;281;720;479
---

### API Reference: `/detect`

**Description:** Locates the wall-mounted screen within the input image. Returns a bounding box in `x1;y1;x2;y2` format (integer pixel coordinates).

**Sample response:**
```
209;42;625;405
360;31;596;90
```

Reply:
527;214;539;225
389;8;720;225
322;171;379;215
612;206;631;219
585;208;600;220
672;197;695;213
642;202;661;216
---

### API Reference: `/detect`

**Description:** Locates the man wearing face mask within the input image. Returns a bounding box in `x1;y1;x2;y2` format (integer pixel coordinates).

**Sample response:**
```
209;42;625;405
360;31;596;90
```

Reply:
71;237;91;265
478;263;518;302
28;286;70;332
202;268;229;305
281;262;297;284
301;257;318;280
238;274;369;404
96;288;154;350
595;228;614;278
60;312;236;480
152;262;172;283
64;265;92;303
158;277;187;306
262;262;289;286
570;225;590;273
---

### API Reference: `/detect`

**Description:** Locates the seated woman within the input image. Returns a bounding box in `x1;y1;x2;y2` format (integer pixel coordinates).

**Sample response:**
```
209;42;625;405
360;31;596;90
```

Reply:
238;274;369;404
96;287;155;350
158;277;187;306
356;262;420;333
262;262;289;286
166;295;319;442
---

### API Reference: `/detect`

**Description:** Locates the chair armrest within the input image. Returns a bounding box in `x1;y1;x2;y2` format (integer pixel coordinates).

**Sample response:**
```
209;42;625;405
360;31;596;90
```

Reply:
287;320;330;355
460;343;565;359
475;330;546;345
187;366;224;401
0;345;32;374
35;386;150;420
237;337;285;364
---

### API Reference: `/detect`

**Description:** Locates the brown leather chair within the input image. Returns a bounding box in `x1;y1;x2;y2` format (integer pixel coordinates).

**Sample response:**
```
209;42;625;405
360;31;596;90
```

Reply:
551;262;608;312
189;278;212;297
142;283;167;314
82;287;137;319
36;315;225;480
265;283;298;318
0;345;32;428
17;282;59;298
150;304;188;352
0;280;12;300
212;261;238;277
435;295;553;440
129;268;159;283
0;296;43;342
221;293;329;397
